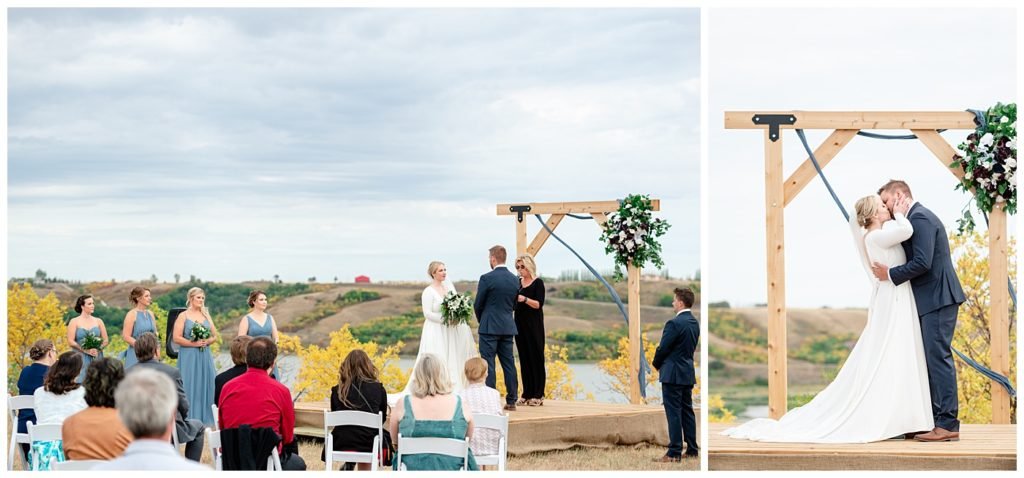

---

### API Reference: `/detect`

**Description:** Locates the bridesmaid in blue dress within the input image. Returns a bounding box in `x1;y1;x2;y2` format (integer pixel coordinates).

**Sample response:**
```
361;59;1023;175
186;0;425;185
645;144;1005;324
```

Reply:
237;290;281;379
173;287;218;426
122;287;158;368
66;295;109;383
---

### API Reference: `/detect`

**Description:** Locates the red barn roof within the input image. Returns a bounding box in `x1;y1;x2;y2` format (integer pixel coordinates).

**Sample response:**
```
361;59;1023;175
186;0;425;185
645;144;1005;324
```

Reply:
354;275;371;283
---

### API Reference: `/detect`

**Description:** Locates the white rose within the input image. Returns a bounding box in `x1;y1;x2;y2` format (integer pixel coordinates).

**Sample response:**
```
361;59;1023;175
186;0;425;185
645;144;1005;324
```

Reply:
980;133;995;148
965;172;973;180
996;195;1005;203
1008;138;1016;150
1001;116;1009;124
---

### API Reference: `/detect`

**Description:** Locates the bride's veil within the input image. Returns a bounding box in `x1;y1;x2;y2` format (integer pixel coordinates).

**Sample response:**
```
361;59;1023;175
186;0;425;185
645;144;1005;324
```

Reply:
849;212;874;284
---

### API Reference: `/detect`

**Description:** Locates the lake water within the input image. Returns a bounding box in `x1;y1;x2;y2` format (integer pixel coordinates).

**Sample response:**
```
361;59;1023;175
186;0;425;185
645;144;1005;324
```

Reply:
216;353;673;404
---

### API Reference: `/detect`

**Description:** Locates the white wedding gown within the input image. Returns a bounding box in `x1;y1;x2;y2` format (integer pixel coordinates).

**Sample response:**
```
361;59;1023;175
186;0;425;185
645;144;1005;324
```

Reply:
722;213;933;443
402;280;478;394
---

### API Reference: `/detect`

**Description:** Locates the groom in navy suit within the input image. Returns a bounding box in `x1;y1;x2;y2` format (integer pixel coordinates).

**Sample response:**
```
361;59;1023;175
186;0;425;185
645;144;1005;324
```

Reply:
653;287;700;462
872;179;965;442
474;245;520;411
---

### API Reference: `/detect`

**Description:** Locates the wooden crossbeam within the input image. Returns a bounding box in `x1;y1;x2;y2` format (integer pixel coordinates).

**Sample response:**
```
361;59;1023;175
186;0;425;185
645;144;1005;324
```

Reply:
590;212;609;227
725;111;978;130
525;214;565;257
496;200;659;216
913;129;966;181
783;129;858;206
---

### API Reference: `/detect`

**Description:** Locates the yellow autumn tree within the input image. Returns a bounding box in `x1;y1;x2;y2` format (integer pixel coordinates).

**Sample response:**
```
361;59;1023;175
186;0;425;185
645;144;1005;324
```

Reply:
597;333;662;404
950;231;1017;424
707;394;736;423
492;344;592;401
286;327;408;402
7;283;68;393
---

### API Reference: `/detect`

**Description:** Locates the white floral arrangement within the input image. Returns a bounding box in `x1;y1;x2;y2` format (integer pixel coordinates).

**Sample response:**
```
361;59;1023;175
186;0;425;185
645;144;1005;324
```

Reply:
954;102;1017;233
440;291;473;327
599;194;671;280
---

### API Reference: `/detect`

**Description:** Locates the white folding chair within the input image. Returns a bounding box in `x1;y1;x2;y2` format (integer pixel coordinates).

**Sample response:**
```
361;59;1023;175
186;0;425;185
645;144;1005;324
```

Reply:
471;413;509;471
324;410;382;471
206;428;223;471
211;404;220;430
27;422;63;471
268;447;282;471
7;395;34;470
52;459;107;470
395;434;469;471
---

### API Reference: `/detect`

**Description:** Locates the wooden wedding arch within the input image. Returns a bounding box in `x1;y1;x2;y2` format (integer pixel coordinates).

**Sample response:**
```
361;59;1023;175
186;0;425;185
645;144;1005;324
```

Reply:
497;200;660;405
724;111;1012;424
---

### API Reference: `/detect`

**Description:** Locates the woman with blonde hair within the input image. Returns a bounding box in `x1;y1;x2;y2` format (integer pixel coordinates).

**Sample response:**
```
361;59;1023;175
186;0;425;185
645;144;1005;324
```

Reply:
172;287;218;425
122;286;157;368
724;193;934;443
514;254;547;406
403;261;477;394
390;354;478;470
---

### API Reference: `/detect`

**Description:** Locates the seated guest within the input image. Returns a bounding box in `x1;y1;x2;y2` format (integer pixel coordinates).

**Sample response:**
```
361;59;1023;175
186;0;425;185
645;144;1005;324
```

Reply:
214;335;252;406
30;350;86;469
390;354;478;471
219;336;306;470
459;357;504;457
93;369;209;470
34;351;87;425
128;332;205;462
16;339;57;460
321;349;390;470
63;358;133;459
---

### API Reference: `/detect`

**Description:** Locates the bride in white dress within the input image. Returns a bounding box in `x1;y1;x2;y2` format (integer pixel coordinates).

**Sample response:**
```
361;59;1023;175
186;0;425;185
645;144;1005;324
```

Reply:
403;261;478;394
722;194;933;443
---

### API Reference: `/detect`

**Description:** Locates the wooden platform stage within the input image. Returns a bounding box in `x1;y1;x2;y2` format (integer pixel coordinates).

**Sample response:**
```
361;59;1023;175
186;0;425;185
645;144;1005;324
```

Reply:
709;423;1016;470
296;400;686;455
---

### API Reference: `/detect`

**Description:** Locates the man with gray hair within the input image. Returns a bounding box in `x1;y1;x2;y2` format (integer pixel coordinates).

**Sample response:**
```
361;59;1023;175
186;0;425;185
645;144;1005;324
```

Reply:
93;368;209;470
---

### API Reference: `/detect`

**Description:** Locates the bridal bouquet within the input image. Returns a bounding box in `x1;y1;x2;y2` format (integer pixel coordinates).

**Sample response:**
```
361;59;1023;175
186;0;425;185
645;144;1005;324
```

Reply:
80;331;103;351
440;291;473;327
190;322;212;349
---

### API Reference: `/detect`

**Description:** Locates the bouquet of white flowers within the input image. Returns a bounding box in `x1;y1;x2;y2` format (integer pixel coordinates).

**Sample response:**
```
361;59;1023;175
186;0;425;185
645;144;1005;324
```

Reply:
440;291;473;327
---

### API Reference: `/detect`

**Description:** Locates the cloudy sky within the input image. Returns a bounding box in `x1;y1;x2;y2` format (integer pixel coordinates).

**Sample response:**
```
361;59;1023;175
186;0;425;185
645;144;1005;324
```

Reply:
7;8;700;284
708;8;1017;308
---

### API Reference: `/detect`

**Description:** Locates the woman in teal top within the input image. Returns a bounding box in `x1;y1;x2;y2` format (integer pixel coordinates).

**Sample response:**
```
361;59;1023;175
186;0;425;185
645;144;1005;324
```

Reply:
173;287;219;426
237;290;281;379
122;287;157;368
67;295;108;383
390;354;478;471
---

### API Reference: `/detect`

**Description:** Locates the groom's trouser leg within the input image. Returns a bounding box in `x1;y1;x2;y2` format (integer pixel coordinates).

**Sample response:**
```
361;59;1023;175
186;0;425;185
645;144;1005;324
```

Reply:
921;304;960;431
662;383;683;457
497;335;519;405
680;384;699;455
479;334;498;389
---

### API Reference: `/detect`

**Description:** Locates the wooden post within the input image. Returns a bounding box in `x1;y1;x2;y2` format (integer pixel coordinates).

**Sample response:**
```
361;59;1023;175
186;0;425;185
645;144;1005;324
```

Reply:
764;130;788;419
628;261;642;405
988;205;1010;424
515;217;528;258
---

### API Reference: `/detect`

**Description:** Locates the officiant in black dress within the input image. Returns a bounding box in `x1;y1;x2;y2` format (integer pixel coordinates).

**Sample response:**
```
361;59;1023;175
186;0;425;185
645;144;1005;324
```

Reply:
514;254;547;406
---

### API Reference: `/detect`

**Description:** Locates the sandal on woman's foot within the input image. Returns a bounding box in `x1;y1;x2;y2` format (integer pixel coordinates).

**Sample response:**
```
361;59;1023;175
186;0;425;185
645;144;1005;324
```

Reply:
527;398;543;406
517;398;528;406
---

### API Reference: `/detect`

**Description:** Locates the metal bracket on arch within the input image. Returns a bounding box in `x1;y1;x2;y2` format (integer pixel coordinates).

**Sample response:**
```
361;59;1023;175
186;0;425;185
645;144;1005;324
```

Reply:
752;114;797;142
